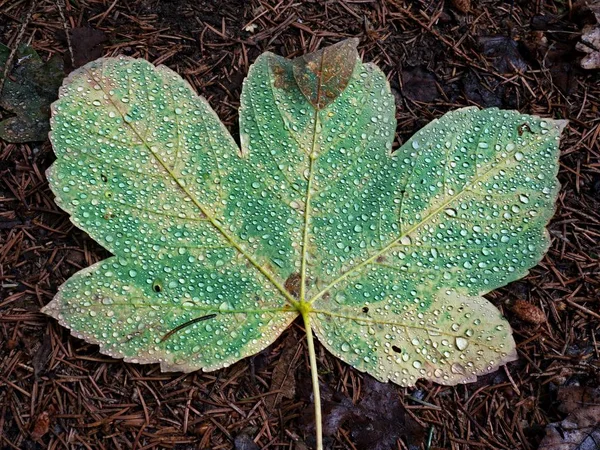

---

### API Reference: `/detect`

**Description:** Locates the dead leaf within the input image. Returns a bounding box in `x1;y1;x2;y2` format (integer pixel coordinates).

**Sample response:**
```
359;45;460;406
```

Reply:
538;406;600;450
234;433;260;450
32;333;52;378
303;375;425;450
537;386;600;450
0;44;63;142
575;0;600;69
577;26;600;69
67;27;107;70
401;66;439;103
265;330;302;412
557;386;600;414
461;71;502;107
478;36;528;73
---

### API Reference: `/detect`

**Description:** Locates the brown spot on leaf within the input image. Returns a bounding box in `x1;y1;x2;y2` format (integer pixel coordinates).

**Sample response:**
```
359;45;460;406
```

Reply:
517;122;533;136
292;38;359;110
271;59;291;90
284;272;302;298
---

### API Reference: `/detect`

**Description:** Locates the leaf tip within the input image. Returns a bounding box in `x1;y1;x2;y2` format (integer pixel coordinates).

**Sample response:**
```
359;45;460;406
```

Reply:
551;118;569;135
292;37;361;109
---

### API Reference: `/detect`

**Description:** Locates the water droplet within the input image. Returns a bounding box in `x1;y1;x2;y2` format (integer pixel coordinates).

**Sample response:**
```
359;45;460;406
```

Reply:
444;208;457;217
451;363;465;374
455;337;469;351
514;152;524;161
399;236;411;245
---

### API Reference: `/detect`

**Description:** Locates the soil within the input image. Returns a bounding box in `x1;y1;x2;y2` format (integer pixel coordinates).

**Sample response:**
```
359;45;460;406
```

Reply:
1;0;599;449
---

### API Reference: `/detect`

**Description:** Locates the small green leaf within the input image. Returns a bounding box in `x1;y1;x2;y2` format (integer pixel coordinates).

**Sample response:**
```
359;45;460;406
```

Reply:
0;44;64;142
44;41;566;392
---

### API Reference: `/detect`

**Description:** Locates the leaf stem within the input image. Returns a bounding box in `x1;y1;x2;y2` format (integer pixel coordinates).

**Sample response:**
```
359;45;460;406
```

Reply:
302;309;323;450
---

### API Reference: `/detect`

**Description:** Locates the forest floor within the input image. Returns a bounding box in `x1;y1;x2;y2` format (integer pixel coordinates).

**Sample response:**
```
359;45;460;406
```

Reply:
1;0;599;449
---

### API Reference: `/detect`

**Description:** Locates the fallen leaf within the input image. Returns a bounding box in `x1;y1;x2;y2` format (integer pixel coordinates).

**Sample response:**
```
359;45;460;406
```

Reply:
509;299;547;325
304;375;425;450
0;44;63;142
67;27;107;70
538;406;600;450
32;333;53;378
234;433;260;450
574;0;600;69
557;386;600;414
265;330;302;412
401;66;439;102
461;71;503;107
478;36;528;73
578;26;600;69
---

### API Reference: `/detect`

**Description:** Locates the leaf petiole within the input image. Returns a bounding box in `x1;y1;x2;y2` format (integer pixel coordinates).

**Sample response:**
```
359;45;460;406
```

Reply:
301;307;323;450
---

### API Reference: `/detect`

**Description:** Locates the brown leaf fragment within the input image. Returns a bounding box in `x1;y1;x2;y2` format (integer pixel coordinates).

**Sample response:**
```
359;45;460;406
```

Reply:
292;38;359;109
557;386;600;414
30;405;56;441
538;406;600;450
265;330;302;412
451;0;471;13
68;27;108;70
303;375;425;450
461;71;503;107
577;25;600;69
284;272;302;299
0;44;63;142
401;66;439;102
509;299;546;325
574;0;600;69
478;36;528;73
234;433;260;450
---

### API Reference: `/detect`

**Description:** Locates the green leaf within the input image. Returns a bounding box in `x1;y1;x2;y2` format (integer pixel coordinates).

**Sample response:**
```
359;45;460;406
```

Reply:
43;40;566;388
0;44;64;143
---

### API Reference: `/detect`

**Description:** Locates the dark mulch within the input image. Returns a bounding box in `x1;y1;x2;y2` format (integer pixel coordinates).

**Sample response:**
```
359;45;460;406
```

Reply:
1;0;599;449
